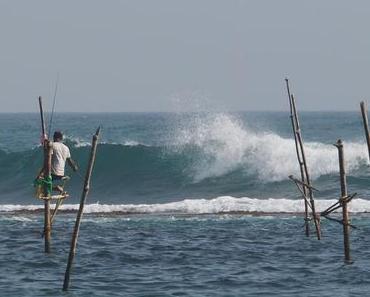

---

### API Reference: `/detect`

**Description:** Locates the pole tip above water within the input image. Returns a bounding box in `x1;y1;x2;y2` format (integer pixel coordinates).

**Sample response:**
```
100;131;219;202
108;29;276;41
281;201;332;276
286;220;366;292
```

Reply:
334;139;343;148
93;127;101;140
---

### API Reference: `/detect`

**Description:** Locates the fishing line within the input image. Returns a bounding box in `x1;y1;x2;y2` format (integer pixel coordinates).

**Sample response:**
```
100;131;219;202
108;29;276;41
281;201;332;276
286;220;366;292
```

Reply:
75;171;84;180
69;161;84;180
48;72;60;137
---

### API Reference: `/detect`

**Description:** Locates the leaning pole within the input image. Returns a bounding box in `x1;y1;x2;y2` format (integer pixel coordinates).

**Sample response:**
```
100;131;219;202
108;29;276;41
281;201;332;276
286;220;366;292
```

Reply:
63;127;101;291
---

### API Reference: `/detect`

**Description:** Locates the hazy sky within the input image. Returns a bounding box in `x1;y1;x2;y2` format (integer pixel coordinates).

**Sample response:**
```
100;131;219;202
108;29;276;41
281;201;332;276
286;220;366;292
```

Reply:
1;0;370;112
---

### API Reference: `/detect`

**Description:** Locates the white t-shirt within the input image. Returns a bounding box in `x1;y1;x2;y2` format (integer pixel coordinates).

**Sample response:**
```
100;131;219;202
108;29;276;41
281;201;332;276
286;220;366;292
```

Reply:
51;142;71;176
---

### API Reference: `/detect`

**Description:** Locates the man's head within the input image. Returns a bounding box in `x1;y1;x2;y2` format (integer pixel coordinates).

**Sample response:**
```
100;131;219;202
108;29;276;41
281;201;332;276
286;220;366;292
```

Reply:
53;131;63;142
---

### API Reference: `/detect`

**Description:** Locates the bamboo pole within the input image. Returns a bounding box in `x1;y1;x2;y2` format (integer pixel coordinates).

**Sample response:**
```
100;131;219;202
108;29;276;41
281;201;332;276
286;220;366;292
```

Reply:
291;95;321;240
335;139;351;263
360;101;370;163
285;78;310;236
63;127;101;291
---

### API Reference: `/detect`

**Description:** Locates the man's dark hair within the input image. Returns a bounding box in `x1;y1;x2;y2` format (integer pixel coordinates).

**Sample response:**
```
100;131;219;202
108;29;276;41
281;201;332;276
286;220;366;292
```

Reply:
53;131;63;141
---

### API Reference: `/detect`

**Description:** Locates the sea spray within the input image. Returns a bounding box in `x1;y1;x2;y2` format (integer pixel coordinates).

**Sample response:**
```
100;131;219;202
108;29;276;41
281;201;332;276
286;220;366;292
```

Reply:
170;112;368;182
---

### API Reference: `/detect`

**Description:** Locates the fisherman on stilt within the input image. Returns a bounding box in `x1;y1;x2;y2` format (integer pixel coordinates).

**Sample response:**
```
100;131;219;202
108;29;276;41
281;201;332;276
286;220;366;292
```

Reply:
51;131;78;194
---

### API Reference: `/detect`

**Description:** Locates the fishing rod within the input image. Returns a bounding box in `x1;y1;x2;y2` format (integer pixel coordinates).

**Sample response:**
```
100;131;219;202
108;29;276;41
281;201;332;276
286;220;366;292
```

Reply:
48;73;60;137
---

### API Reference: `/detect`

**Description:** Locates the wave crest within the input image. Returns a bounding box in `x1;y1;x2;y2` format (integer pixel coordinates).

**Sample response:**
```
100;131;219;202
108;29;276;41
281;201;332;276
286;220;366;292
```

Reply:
171;113;368;182
2;196;370;214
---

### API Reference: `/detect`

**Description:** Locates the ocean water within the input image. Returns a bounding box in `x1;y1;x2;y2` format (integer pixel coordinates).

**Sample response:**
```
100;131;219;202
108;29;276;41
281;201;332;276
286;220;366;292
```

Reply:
1;111;370;296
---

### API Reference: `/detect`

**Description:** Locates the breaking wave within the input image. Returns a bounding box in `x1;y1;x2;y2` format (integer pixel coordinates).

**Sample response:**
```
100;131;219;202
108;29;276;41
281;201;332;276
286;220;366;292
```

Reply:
0;113;369;204
170;113;368;182
1;196;370;214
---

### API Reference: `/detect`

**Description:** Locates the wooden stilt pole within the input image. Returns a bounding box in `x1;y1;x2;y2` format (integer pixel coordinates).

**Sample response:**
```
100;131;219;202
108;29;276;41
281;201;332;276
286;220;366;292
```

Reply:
291;95;321;240
44;140;53;253
63;127;100;291
38;96;46;143
285;78;310;236
44;199;51;252
38;96;52;253
360;101;370;162
335;139;351;263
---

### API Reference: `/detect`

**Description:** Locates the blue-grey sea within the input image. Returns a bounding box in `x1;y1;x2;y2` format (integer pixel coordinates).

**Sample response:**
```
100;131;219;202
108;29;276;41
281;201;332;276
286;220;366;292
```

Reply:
1;111;370;296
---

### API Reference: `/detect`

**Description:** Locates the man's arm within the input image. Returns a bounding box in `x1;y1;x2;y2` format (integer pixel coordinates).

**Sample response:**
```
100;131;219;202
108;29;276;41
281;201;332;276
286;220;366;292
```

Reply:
67;158;78;172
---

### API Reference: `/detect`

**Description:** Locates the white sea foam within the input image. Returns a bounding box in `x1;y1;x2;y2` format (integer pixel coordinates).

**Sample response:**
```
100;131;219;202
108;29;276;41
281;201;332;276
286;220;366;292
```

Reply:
1;196;370;214
0;204;41;212
67;135;149;148
65;136;91;147
63;134;150;149
74;140;91;148
173;113;368;182
123;140;141;146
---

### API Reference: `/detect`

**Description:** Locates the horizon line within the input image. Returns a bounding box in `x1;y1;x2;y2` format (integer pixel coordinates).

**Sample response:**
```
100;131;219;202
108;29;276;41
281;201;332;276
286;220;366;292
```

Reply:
0;109;364;114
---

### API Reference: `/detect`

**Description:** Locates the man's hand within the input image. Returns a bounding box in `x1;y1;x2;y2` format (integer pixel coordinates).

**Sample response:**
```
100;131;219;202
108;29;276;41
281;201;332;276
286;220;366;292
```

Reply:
67;158;78;172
